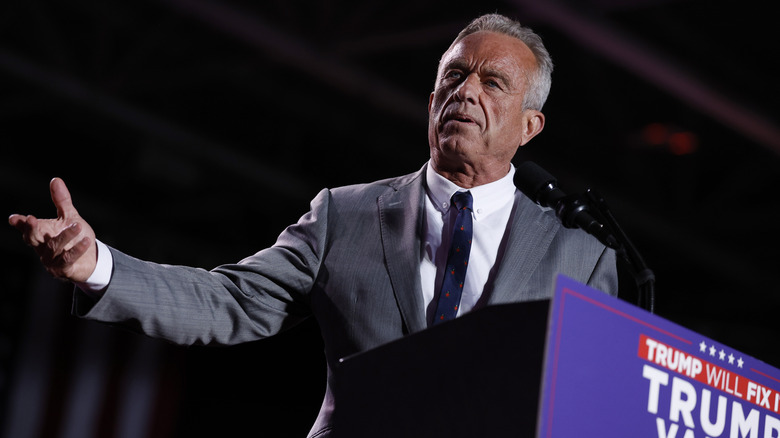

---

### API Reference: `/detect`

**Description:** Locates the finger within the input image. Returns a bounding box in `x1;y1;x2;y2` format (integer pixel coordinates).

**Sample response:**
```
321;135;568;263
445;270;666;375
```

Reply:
10;215;45;246
44;222;82;257
8;214;34;244
45;236;94;281
8;214;28;228
50;177;78;220
61;236;92;268
25;215;49;246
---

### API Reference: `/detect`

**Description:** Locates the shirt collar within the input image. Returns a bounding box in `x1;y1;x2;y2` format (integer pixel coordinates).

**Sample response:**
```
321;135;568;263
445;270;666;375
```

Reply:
425;161;517;220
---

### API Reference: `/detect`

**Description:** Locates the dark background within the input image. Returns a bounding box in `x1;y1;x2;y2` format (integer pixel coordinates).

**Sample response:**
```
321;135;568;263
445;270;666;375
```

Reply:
2;0;778;436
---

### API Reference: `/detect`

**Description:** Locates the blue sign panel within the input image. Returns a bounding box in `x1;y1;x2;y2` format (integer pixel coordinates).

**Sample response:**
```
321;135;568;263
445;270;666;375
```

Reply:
538;275;780;438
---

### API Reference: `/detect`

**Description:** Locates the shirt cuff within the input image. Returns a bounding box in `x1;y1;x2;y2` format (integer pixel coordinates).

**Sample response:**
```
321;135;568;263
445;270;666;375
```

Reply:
74;239;113;295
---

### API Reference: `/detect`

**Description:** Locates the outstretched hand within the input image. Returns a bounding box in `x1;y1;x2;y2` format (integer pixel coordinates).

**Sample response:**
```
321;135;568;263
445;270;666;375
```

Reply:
9;178;98;283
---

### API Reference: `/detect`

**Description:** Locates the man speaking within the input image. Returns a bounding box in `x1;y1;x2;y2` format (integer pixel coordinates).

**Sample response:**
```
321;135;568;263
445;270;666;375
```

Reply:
9;13;618;437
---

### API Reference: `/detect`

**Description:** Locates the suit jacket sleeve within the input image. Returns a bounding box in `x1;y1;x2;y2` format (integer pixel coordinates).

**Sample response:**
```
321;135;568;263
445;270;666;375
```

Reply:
72;188;333;346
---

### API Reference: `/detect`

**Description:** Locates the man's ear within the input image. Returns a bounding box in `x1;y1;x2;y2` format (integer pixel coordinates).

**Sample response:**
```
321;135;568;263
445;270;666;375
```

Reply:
518;110;545;147
428;92;435;113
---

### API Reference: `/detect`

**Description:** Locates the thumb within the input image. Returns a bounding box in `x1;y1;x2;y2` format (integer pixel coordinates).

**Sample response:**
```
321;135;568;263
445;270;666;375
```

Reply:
50;177;78;220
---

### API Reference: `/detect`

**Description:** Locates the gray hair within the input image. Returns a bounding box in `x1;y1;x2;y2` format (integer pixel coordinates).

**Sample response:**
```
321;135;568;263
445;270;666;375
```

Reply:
443;13;554;111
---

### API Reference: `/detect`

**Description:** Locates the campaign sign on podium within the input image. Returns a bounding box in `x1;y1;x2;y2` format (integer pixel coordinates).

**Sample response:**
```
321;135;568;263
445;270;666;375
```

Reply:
540;275;780;438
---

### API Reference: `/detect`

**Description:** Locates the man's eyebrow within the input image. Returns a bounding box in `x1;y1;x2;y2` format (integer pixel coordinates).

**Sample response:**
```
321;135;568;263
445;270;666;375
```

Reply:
441;59;514;87
442;59;469;72
482;67;512;87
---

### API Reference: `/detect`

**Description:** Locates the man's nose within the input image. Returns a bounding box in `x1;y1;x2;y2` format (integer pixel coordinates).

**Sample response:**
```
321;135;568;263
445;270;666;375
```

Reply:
454;74;480;104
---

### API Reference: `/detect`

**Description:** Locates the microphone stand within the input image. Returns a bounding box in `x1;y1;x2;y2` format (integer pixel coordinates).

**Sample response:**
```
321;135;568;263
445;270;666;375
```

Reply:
579;189;656;313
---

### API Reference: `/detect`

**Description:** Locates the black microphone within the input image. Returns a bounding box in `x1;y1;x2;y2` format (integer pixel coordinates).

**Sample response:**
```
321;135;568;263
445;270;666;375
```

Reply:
515;161;619;249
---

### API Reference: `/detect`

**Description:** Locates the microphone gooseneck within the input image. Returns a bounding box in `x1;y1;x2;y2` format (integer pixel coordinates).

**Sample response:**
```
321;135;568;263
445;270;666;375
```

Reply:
514;161;619;249
514;161;656;313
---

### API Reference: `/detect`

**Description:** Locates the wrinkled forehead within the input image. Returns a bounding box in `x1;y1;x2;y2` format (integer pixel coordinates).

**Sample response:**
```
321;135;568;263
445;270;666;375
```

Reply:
436;31;537;83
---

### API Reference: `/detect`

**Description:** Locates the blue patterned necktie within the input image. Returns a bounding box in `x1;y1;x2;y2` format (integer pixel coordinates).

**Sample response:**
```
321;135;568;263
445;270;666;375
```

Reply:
433;191;474;324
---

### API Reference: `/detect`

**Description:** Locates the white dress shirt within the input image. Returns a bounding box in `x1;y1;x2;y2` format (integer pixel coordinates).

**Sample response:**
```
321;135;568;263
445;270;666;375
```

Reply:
420;163;517;324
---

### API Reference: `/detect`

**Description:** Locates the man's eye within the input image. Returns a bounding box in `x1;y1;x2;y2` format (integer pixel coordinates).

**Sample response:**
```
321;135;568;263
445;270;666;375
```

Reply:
485;80;499;88
446;71;462;80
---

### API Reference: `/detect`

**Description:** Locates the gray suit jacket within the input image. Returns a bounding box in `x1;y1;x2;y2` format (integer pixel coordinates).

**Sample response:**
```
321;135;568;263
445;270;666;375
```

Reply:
74;164;617;437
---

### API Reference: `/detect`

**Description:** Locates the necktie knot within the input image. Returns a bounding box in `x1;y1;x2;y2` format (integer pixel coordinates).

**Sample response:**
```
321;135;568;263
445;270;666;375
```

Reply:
452;191;473;212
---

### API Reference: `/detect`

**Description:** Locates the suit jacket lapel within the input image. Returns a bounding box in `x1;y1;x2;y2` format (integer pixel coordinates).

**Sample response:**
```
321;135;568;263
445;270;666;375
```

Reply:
488;191;560;305
378;169;427;334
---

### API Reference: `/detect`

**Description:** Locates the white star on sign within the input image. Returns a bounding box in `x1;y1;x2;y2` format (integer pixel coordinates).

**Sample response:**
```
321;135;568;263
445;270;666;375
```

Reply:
710;345;717;356
728;354;735;365
700;341;707;352
738;358;744;368
719;350;726;361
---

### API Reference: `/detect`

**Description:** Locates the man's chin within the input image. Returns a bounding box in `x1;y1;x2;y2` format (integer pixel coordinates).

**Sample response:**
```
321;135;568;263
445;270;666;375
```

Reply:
431;142;483;170
435;137;482;156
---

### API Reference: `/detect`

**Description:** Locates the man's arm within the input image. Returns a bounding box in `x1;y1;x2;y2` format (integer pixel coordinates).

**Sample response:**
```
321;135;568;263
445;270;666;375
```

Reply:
12;178;325;346
71;187;332;345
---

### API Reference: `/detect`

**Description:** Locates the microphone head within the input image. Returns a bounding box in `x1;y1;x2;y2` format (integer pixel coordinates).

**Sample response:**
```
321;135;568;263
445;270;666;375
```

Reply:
514;161;558;206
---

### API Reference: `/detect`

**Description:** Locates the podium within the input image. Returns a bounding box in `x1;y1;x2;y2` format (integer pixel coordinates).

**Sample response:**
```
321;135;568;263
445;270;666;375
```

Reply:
337;275;780;437
337;299;548;437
